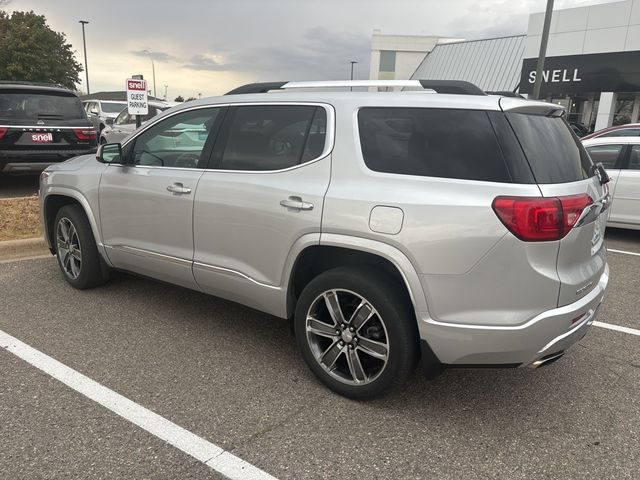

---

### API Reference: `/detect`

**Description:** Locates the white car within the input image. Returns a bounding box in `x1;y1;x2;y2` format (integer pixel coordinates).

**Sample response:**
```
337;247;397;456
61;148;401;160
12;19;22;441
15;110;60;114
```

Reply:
99;101;171;144
583;136;640;230
82;100;127;133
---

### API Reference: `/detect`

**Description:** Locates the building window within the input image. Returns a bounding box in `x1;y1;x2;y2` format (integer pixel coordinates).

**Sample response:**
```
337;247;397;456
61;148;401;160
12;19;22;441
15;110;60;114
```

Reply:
379;51;396;73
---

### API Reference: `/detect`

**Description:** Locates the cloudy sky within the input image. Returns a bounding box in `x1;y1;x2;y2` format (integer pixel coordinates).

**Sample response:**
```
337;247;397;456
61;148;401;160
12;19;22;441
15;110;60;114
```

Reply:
6;0;612;99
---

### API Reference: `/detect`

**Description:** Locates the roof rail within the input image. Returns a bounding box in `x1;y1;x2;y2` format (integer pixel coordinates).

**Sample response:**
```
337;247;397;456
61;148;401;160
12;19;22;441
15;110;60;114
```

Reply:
225;80;486;96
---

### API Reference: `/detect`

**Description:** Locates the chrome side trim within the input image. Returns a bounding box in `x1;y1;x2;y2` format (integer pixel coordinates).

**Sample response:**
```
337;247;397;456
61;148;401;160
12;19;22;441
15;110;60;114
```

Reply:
106;245;192;267
0;125;92;130
116;101;336;175
193;262;280;290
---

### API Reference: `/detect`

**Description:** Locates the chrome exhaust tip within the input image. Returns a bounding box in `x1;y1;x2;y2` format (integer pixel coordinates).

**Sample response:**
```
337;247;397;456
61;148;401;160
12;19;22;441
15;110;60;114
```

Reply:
531;351;565;369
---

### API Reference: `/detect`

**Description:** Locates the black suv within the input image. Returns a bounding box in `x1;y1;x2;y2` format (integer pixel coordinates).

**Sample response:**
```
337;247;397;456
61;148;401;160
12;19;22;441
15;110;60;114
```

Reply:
0;82;97;174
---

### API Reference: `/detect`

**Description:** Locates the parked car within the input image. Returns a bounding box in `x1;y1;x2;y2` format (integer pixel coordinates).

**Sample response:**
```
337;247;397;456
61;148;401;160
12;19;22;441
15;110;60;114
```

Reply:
581;122;640;140
0;82;97;174
99;101;170;144
568;120;590;137
82;99;127;134
39;80;610;399
583;136;640;229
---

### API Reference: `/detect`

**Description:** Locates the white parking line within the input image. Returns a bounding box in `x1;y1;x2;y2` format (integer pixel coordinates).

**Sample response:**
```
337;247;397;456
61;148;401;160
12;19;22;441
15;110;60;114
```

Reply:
608;248;640;257
0;329;277;480
593;321;640;337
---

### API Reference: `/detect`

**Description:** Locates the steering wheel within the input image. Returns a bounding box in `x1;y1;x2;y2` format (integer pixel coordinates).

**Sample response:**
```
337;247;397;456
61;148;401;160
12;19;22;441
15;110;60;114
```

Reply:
174;152;200;168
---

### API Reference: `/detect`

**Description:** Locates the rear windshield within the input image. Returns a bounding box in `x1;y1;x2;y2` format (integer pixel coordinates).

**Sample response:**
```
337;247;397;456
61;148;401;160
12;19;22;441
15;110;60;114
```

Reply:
358;107;512;182
0;91;86;120
506;113;593;184
101;102;125;113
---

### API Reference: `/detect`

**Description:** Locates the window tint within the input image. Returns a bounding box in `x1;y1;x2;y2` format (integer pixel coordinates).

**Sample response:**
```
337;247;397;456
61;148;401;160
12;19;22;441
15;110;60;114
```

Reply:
358;108;512;182
586;144;623;169
601;128;640;138
219;105;326;171
506;113;593;184
629;145;640;170
0;91;85;120
131;108;220;168
101;102;125;114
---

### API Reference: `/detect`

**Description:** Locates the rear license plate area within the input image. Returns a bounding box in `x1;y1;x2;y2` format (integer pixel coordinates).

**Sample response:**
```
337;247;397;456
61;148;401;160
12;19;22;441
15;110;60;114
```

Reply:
31;132;53;143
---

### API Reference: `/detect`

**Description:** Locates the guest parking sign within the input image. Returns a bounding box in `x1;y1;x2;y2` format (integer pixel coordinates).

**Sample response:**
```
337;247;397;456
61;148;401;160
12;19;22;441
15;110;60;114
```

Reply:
126;78;148;115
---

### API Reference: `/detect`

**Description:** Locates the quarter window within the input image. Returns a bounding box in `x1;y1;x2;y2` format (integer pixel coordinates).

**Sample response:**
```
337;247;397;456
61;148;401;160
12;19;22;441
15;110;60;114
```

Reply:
358;107;512;182
219;105;327;171
130;108;221;169
586;145;623;169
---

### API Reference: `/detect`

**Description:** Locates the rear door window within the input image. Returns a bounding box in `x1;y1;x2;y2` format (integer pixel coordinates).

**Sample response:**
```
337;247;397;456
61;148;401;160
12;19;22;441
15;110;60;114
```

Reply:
218;105;326;171
585;144;624;169
506;113;593;184
358;107;512;182
0;91;86;121
628;145;640;170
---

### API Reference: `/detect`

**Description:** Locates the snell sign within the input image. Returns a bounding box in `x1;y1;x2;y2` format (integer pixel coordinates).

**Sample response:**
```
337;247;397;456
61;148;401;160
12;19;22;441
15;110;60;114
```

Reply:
520;51;640;95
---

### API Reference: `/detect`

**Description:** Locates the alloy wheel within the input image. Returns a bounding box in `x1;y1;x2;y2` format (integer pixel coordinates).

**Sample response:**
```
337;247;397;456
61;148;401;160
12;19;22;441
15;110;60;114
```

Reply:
305;289;389;385
56;217;82;279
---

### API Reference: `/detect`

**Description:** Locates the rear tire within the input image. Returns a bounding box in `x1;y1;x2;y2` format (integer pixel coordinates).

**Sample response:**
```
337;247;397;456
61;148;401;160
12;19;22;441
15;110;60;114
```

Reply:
54;205;109;289
294;266;419;400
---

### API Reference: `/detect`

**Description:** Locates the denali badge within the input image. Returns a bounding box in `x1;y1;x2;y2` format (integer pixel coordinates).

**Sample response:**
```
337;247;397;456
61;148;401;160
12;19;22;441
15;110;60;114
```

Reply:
576;281;593;296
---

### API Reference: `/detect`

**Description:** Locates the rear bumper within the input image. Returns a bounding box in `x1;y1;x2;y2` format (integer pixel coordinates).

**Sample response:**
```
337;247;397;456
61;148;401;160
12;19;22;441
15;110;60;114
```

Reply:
0;149;96;173
418;264;609;367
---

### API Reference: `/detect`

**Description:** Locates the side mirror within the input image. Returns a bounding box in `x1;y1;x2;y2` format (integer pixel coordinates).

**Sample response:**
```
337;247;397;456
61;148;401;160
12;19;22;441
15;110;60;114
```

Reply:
105;117;115;126
595;162;610;185
96;143;123;164
90;108;99;115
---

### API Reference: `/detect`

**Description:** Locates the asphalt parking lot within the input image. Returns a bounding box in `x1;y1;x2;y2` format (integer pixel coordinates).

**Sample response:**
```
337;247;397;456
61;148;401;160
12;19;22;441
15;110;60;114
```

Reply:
1;229;639;479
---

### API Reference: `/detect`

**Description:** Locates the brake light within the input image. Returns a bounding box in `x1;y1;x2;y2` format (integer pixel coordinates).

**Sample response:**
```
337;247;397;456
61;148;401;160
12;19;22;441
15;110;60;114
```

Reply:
492;194;593;242
73;128;97;140
0;128;7;139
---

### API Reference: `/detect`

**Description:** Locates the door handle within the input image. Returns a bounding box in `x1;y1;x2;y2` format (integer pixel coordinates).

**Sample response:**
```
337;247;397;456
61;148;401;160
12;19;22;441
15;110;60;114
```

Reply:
280;196;313;211
167;182;192;195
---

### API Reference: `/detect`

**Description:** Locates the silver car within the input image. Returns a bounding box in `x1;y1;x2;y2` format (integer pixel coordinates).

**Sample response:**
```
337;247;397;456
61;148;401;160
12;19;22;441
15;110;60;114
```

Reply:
39;80;610;399
583;136;640;230
99;101;170;145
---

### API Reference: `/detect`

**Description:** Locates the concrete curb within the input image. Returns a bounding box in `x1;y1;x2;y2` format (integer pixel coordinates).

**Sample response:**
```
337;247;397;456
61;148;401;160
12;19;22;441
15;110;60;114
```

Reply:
0;237;50;262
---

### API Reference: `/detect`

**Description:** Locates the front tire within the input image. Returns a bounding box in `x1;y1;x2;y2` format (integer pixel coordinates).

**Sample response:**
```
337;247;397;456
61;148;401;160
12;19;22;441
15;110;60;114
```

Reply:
54;205;108;289
295;266;419;400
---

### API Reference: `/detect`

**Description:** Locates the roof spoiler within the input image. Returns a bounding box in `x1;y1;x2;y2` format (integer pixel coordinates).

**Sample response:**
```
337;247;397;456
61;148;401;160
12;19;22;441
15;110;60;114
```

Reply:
225;80;486;96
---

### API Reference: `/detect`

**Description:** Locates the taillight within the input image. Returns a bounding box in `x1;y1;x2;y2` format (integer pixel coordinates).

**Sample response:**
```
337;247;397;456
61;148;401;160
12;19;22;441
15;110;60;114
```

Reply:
73;128;97;140
492;194;593;242
0;127;7;139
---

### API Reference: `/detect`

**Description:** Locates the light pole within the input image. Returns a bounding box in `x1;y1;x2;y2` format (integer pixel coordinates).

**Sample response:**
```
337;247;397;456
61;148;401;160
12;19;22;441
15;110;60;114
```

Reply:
142;49;157;99
532;0;554;100
164;84;168;100
350;61;357;91
79;20;90;94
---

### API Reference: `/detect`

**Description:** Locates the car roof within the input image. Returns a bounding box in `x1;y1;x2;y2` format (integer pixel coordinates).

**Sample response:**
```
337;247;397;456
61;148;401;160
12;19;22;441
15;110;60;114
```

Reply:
164;91;558;115
582;136;640;146
0;83;77;96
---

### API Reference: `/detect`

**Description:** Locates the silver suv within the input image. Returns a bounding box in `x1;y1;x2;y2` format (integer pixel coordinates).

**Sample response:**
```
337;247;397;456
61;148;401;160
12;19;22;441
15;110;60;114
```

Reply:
39;80;610;399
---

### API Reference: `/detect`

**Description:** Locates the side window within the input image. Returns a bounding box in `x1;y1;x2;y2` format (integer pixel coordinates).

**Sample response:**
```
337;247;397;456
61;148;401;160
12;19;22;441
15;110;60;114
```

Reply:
114;110;130;125
358;107;511;182
219;105;326;171
629;145;640;170
586;145;623;169
130;108;220;169
601;128;640;137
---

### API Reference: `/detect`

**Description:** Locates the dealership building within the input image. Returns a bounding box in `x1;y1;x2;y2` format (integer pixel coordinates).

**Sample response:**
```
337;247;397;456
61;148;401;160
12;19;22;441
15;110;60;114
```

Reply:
372;0;640;131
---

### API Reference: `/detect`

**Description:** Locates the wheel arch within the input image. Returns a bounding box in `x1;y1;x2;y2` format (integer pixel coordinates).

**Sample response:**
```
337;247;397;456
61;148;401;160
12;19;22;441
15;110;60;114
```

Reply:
286;234;430;319
43;189;106;262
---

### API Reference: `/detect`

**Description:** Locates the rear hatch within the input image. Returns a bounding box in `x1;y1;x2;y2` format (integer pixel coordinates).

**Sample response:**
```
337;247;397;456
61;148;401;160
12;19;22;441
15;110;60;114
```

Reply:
501;98;608;306
0;87;96;151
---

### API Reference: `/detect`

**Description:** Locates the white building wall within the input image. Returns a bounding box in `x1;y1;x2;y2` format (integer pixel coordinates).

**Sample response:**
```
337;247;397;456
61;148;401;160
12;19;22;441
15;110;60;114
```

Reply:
369;32;462;81
525;0;640;57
